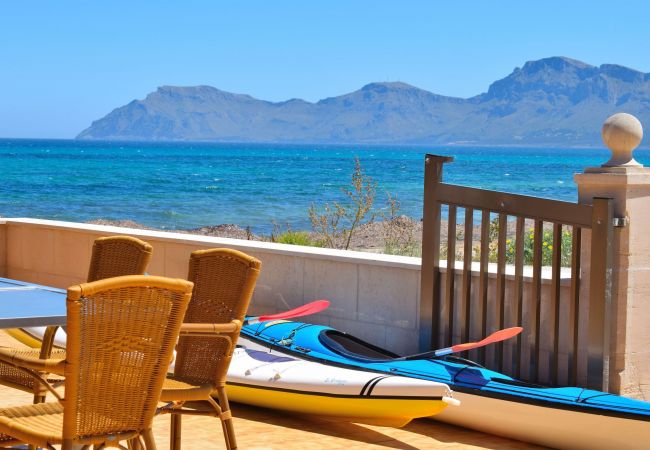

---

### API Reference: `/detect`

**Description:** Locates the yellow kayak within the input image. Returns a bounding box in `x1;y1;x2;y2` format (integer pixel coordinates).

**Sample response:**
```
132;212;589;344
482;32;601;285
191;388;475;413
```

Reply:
227;338;459;427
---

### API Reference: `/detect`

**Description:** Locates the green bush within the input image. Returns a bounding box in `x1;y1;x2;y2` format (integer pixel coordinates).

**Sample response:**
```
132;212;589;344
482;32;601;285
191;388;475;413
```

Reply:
274;230;323;247
503;227;572;266
482;218;573;267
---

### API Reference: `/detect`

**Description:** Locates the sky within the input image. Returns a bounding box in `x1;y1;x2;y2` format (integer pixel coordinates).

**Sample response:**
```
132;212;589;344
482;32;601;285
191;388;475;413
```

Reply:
1;0;649;139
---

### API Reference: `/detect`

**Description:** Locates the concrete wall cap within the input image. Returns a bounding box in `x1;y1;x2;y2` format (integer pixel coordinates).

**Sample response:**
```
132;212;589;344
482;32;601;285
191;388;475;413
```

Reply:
574;171;650;186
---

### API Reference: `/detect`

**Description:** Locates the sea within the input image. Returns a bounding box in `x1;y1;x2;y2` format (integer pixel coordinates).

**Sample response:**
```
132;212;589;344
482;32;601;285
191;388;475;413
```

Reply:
1;139;647;235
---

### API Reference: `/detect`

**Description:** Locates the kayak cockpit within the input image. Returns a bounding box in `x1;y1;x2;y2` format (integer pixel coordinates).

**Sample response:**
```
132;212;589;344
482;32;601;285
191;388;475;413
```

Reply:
318;330;399;361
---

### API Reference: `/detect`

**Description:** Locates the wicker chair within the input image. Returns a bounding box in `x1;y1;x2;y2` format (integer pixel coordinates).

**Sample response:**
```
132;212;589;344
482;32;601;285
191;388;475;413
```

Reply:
0;275;193;449
158;248;261;450
0;235;153;403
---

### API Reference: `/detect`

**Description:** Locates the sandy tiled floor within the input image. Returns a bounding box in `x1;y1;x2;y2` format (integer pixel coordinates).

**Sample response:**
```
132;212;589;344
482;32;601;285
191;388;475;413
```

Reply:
172;404;547;450
0;332;544;449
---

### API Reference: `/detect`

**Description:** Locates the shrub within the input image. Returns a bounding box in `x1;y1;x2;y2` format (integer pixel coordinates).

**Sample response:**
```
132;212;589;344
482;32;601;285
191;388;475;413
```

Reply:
309;157;376;250
380;193;420;256
274;230;323;247
483;218;573;267
503;227;572;267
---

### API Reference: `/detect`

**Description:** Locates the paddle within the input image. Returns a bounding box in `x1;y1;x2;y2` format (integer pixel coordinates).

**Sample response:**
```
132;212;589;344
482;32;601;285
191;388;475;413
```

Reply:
398;327;523;361
243;299;330;325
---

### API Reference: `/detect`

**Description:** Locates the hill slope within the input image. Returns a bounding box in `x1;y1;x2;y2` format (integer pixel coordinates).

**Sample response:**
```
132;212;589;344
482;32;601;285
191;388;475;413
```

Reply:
77;57;650;146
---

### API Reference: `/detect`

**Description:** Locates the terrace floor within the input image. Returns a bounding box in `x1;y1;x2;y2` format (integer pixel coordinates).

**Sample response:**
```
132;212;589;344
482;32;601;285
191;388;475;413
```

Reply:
0;333;545;449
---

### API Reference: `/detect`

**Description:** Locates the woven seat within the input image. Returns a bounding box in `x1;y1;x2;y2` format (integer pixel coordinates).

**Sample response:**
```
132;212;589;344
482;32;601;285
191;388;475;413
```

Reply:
0;275;193;449
0;235;153;403
0;347;66;391
158;248;261;450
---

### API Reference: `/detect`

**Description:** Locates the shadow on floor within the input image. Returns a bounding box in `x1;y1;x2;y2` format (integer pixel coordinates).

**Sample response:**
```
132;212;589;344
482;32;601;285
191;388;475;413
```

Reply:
232;402;421;450
232;402;545;450
403;419;548;450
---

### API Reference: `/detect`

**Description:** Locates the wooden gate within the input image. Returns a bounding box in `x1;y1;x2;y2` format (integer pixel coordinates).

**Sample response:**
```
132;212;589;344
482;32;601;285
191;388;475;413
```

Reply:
419;154;613;391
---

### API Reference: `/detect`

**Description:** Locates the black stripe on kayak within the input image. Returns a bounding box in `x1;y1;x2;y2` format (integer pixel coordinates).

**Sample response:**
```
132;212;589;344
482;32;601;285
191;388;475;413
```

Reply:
359;376;385;396
366;376;394;396
226;381;444;401
239;332;650;422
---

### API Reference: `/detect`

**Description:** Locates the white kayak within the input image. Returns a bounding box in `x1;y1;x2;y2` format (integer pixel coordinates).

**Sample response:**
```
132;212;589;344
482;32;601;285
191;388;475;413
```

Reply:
226;338;459;427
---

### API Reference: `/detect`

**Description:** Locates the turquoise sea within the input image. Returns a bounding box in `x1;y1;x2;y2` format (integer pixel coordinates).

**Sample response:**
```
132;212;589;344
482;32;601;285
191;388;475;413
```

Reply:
1;139;647;234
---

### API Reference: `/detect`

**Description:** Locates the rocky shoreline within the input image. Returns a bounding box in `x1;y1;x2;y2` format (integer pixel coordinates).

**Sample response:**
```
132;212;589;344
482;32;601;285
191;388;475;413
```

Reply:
86;216;424;255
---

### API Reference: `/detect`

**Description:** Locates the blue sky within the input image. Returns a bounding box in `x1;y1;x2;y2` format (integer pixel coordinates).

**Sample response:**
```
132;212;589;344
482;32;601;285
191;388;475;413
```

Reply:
1;1;649;138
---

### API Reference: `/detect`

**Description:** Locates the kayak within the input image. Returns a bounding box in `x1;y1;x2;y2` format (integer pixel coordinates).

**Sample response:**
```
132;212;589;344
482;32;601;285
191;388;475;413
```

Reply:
226;339;458;427
5;326;459;428
240;320;650;450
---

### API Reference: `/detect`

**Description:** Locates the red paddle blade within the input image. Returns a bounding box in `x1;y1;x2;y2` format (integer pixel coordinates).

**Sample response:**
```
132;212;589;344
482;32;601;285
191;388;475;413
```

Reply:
247;300;330;324
451;327;523;353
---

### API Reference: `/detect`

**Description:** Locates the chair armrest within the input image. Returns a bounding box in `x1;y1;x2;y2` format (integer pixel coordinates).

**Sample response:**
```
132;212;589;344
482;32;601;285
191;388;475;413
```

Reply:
179;320;242;337
0;347;66;375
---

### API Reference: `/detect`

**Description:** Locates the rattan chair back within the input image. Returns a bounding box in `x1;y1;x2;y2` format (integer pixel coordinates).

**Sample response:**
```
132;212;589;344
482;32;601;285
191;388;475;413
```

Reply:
87;235;153;282
0;235;153;399
173;248;261;386
63;275;192;441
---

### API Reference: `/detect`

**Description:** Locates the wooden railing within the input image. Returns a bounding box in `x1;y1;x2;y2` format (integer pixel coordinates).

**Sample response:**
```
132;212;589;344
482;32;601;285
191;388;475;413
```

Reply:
419;154;614;391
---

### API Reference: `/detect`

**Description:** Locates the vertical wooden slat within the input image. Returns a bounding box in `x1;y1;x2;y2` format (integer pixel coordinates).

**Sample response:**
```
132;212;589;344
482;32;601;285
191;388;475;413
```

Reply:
513;217;525;378
461;208;474;344
587;198;614;391
531;219;543;383
478;210;490;365
419;155;452;352
495;213;507;371
570;227;582;386
550;223;562;385
445;205;457;345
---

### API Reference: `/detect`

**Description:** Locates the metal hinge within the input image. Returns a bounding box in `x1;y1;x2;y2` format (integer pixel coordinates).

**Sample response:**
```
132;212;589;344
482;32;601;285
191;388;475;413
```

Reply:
613;217;628;227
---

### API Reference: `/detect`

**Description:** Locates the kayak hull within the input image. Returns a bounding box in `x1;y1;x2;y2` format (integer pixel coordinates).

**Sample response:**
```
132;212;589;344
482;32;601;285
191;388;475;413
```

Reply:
226;382;447;427
439;390;649;450
225;343;454;427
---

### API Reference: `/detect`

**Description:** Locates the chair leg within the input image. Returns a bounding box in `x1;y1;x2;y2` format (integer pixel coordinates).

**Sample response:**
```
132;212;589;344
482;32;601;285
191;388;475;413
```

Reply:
142;429;157;450
170;414;182;450
128;437;144;450
215;387;237;450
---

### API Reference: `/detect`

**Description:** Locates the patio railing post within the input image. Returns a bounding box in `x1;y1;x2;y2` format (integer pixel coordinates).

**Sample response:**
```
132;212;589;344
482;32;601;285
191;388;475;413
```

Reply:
587;197;613;391
419;154;452;352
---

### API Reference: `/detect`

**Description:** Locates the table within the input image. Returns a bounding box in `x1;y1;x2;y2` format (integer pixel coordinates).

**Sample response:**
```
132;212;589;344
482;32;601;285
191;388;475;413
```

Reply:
0;277;66;328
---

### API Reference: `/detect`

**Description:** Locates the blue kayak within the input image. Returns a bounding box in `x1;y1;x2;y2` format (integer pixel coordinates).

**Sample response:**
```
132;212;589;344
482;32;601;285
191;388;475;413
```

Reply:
240;320;650;449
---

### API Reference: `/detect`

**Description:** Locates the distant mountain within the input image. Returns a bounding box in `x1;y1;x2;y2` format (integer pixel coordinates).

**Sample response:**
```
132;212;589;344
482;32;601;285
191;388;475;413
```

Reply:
77;57;650;146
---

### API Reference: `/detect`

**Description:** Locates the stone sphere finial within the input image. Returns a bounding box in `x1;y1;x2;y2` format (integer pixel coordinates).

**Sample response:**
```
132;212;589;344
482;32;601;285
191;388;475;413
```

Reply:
602;113;644;167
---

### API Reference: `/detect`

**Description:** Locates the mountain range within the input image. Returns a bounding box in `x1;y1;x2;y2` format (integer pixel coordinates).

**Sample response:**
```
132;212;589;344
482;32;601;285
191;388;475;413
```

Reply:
77;57;650;146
